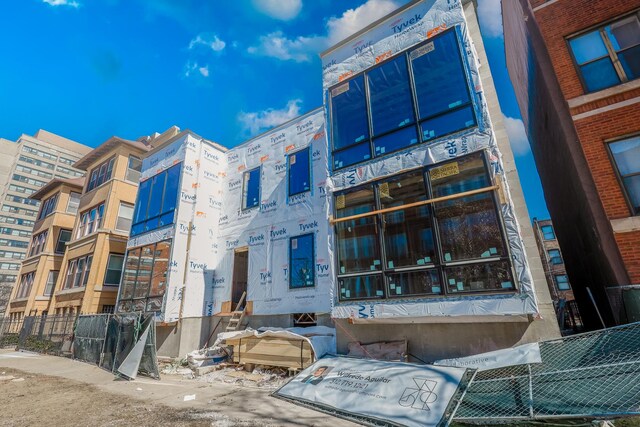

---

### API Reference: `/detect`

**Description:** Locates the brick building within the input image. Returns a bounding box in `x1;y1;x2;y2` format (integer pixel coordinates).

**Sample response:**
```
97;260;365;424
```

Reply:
532;218;583;334
503;0;640;328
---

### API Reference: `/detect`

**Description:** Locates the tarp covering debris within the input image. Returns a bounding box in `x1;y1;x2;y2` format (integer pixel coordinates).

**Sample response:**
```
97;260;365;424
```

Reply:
215;326;336;360
274;356;469;427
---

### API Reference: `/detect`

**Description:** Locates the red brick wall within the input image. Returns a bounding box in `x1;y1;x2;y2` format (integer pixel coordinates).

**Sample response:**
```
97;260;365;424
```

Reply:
574;101;640;282
574;102;639;219
533;0;640;100
616;231;640;282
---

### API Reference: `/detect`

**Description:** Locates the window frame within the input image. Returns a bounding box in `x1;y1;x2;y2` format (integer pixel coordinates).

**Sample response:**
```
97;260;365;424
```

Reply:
76;203;105;238
241;166;262;211
116;202;134;232
606;134;640;216
55;229;72;254
86;156;116;192
104;253;125;286
125;155;142;183
44;270;59;296
547;249;563;265
555;274;571;291
289;233;316;289
116;239;173;313
333;151;515;302
287;147;312;197
130;163;181;237
567;10;640;93
37;193;59;221
66;192;81;214
541;225;556;240
328;27;476;172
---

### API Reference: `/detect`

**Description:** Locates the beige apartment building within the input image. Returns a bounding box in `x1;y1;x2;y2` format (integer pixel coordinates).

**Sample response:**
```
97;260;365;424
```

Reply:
47;136;153;315
0;130;90;316
5;178;84;322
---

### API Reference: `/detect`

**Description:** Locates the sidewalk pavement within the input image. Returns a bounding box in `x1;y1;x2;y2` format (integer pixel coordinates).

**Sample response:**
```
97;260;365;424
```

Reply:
0;349;358;427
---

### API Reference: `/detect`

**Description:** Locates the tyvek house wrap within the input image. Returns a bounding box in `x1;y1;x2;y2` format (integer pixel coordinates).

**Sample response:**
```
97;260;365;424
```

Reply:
322;0;541;319
126;109;332;322
213;108;332;316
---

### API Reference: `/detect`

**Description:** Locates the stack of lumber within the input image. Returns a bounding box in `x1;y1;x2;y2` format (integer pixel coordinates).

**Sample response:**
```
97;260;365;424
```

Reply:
225;336;313;369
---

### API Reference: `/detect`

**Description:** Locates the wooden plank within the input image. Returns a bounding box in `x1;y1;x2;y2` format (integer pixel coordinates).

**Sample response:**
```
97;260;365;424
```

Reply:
330;185;498;224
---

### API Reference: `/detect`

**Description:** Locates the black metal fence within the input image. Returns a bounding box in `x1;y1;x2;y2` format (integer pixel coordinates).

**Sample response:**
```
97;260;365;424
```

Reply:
0;314;78;355
0;316;23;348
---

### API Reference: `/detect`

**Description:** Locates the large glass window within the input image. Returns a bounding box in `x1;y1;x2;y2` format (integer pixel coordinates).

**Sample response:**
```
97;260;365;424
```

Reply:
104;254;125;286
431;155;506;263
329;29;474;171
290;234;315;288
608;136;640;215
117;239;172;313
288;148;311;196
335;185;381;275
369;55;419;157
131;163;181;236
379;171;435;269
87;157;115;191
330;75;370;169
242;167;261;210
569;14;640;93
334;151;513;301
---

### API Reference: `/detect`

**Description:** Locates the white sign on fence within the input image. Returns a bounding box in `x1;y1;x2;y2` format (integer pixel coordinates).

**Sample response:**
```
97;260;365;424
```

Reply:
275;356;468;427
433;342;542;371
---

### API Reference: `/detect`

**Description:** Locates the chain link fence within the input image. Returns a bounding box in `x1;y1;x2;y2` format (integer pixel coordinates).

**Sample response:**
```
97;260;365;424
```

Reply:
452;321;640;422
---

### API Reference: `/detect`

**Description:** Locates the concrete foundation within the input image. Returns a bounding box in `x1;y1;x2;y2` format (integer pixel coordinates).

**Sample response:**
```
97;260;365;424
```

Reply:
334;316;559;363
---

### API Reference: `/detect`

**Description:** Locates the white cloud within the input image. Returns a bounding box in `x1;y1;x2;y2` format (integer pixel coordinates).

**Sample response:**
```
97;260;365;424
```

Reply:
248;0;399;62
189;34;226;52
477;0;503;38
253;0;302;21
238;99;303;136
247;32;326;62
326;0;399;45
503;115;530;156
184;61;209;78
42;0;79;7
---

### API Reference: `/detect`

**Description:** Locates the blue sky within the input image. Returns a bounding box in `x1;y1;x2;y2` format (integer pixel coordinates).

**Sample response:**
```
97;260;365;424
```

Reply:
0;0;549;220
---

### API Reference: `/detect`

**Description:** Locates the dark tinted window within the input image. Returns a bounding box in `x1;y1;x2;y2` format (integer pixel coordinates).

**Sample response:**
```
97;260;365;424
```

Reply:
290;234;314;288
411;30;470;119
243;168;261;209
288;148;311;196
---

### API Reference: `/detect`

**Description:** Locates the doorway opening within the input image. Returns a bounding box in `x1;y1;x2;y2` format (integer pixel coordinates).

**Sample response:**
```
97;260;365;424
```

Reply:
231;247;248;311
